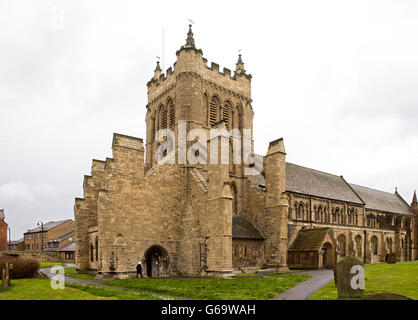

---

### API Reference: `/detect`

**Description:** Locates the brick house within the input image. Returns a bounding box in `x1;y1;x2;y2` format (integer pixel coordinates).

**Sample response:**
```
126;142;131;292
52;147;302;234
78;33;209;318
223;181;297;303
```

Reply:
44;230;75;262
24;219;75;252
0;209;7;251
9;238;25;251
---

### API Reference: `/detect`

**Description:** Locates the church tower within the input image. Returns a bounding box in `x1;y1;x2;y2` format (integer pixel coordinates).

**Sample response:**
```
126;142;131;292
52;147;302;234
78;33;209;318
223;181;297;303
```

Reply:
145;25;254;173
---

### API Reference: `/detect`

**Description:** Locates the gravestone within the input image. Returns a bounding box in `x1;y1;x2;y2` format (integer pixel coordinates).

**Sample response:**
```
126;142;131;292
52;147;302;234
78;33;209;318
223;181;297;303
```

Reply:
1;263;11;291
387;252;397;264
334;256;364;299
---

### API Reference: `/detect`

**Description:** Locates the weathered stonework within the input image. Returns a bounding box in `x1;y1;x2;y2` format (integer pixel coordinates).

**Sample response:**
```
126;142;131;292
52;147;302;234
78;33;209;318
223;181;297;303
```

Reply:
74;26;417;278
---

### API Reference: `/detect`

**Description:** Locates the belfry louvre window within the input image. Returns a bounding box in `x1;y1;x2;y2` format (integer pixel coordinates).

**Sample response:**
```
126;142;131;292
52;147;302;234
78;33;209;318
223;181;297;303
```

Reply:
222;104;230;129
161;108;167;129
168;100;175;129
209;97;219;126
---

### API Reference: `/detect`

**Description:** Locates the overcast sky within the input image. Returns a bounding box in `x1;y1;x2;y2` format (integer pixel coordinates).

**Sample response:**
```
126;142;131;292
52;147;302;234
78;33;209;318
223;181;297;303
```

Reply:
1;0;417;239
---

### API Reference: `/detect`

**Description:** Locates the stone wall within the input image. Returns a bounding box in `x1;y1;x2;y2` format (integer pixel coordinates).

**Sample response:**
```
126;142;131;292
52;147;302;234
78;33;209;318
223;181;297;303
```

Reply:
232;239;264;269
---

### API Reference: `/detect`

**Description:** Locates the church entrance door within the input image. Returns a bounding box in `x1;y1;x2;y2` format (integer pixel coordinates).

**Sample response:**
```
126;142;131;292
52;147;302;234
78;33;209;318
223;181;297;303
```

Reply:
321;242;335;268
144;245;170;277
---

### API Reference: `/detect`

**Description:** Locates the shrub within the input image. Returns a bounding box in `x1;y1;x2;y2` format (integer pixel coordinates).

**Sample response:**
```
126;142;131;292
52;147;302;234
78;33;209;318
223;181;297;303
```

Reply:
0;256;40;279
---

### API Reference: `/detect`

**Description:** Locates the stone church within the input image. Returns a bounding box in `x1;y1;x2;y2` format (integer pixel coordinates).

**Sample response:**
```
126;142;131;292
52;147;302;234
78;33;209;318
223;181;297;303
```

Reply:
74;25;417;278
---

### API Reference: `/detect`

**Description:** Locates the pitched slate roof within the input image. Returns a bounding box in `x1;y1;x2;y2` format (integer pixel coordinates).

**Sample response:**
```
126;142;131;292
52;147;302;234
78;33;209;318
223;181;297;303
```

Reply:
50;230;75;242
350;184;413;216
286;163;363;204
25;219;72;234
45;241;75;252
232;217;264;240
9;238;24;245
58;242;75;252
288;228;331;251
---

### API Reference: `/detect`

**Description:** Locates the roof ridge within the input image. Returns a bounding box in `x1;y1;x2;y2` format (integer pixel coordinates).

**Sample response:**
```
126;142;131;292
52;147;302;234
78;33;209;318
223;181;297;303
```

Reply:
341;176;365;205
350;183;398;196
286;162;342;178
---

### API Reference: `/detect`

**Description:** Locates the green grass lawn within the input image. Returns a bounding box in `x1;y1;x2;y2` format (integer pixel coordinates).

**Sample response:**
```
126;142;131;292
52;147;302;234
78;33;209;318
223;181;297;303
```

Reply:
40;261;66;268
103;273;311;300
0;278;171;300
66;283;175;300
309;261;418;300
0;279;114;300
64;267;97;280
235;270;303;277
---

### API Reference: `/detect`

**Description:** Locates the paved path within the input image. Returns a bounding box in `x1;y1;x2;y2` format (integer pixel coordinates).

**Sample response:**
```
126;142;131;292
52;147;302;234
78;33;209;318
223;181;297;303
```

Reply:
40;265;194;299
41;264;105;286
273;269;334;300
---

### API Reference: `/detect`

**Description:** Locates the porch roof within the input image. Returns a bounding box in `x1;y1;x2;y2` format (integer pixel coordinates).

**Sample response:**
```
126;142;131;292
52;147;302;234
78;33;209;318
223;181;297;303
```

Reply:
288;227;331;252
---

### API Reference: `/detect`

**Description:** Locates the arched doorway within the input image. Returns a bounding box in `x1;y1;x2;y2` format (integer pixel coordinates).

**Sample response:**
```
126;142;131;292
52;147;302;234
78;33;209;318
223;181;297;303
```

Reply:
143;245;170;278
321;242;335;268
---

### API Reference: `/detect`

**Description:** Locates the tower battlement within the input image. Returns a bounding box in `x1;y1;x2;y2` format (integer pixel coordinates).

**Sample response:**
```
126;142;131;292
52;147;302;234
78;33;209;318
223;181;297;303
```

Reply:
147;25;252;103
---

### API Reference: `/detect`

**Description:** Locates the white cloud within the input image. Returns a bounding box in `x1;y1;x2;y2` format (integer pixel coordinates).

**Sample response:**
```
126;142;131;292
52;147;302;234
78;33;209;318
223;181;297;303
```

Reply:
0;181;57;204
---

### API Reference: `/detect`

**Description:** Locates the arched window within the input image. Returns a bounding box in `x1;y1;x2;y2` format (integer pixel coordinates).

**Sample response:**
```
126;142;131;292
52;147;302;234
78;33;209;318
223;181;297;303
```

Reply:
337;234;346;257
371;236;378;255
234;244;238;257
231;182;238;215
355;235;362;258
168;99;175;129
335;208;340;224
149;111;155;142
298;203;304;220
386;238;393;253
156;104;163;131
203;93;209;125
95;237;99;261
209;96;220;126
222;102;231;129
161;107;167;129
233;105;241;130
90;243;94;262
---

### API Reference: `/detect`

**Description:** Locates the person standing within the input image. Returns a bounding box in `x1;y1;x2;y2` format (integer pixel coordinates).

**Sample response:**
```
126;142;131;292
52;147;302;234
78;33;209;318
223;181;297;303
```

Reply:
136;261;143;278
